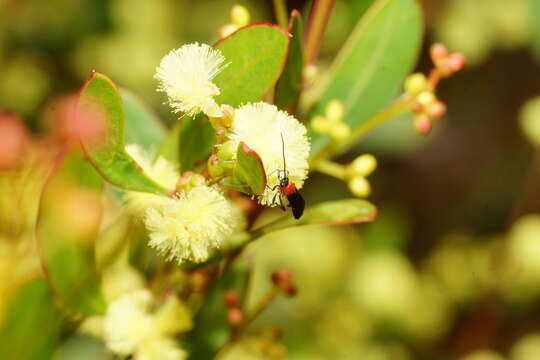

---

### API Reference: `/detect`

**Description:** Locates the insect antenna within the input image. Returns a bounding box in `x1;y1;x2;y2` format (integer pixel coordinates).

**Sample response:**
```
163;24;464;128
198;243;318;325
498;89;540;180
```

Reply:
280;132;286;174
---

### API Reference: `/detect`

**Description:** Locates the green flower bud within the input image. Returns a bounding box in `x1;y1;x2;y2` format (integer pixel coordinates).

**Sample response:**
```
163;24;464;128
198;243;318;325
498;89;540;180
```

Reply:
404;73;427;94
177;171;206;191
511;333;540;360
330;122;351;141
217;140;237;163
311;115;330;134
325;99;345;122
520;97;540;148
207;154;224;178
417;91;436;107
348;176;371;198
350;154;377;177
230;5;250;27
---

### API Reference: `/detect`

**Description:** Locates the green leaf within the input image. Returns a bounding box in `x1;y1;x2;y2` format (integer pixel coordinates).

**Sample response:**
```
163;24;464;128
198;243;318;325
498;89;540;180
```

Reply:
36;151;106;316
529;0;540;60
234;142;267;195
254;199;377;237
76;72;169;194
275;10;304;111
307;0;422;154
214;23;291;106
121;89;166;152
179;113;215;171
158;120;182;166
0;279;62;360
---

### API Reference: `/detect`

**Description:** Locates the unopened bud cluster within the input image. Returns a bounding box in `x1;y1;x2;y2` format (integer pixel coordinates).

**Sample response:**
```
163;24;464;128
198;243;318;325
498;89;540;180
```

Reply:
404;43;465;135
430;43;466;78
207;106;237;179
271;269;297;297
224;290;244;326
219;5;251;38
346;154;377;198
405;73;446;135
311;99;351;141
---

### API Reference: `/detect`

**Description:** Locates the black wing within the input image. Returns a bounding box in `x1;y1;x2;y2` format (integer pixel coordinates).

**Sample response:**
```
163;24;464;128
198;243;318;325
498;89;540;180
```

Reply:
287;190;305;219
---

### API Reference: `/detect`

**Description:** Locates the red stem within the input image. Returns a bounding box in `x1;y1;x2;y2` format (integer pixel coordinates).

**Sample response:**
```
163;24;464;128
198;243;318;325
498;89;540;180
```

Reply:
304;0;335;65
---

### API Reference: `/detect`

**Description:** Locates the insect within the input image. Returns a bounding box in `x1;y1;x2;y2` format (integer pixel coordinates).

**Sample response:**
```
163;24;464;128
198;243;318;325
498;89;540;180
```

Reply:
267;134;305;219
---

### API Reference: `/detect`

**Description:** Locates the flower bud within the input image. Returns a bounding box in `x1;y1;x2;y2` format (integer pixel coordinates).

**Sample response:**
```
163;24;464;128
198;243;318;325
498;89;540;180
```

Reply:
217;140;237;164
219;24;238;38
404;73;427;95
190;269;212;291
330;122;351;141
224;290;239;308
325;99;345;122
411;102;424;115
350;154;377;177
414;115;432;135
427;100;447;119
282;282;297;297
311;115;330;133
520;97;540;147
271;269;292;285
448;53;466;73
227;307;244;326
303;64;318;84
177;171;206;191
230;5;250;27
430;43;448;63
208;154;224;178
417;91;436;107
348;177;371;198
511;333;540;360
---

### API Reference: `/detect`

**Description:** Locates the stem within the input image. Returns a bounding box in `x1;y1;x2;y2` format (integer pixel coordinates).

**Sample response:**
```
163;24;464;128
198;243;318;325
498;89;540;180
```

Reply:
245;287;280;324
304;0;335;65
428;68;441;90
310;96;412;166
273;0;288;28
314;159;347;180
216;287;280;359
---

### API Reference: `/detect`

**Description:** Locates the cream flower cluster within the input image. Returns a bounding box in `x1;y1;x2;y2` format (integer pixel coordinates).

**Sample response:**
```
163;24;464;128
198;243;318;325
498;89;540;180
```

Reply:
145;185;234;263
125;144;234;263
103;289;187;360
155;43;227;117
228;102;310;205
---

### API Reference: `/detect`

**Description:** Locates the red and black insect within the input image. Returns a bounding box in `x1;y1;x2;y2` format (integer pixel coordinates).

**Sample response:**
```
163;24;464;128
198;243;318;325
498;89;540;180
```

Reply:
268;134;305;219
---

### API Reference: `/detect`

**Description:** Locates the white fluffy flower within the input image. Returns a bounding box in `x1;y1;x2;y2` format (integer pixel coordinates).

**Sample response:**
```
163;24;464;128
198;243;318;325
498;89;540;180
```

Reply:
155;43;227;117
103;290;157;355
125;144;178;214
144;185;234;263
103;290;187;360
228;102;310;205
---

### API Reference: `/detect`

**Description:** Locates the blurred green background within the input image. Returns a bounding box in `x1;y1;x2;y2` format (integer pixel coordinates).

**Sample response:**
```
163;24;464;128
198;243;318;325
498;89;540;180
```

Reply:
2;0;540;359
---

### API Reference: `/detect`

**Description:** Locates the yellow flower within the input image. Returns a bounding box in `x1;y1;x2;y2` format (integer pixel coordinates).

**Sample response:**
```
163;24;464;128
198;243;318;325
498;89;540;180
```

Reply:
144;185;234;263
124;144;178;214
155;43;227;117
228;102;310;206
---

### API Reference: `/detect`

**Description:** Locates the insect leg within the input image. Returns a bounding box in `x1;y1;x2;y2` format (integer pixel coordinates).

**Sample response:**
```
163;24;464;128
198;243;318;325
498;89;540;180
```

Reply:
278;193;286;211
